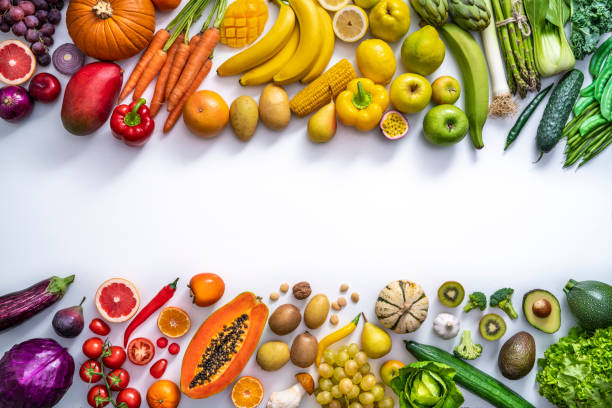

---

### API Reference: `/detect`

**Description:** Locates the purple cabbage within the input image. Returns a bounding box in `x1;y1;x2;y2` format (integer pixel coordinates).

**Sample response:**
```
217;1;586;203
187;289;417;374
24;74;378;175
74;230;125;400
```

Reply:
0;338;74;408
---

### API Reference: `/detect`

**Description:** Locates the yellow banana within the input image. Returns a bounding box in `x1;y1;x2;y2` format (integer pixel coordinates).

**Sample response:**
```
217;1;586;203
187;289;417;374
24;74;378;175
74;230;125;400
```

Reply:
217;4;296;77
239;25;300;86
273;0;321;85
300;6;334;84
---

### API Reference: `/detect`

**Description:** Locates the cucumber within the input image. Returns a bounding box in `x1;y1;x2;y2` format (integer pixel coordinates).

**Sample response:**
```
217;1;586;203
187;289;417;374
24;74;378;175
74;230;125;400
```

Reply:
564;279;612;331
405;340;535;408
536;69;584;160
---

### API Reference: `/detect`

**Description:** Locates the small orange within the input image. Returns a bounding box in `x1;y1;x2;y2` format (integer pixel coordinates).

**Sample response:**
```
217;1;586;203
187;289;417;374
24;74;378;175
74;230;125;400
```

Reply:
146;379;181;408
157;307;191;338
183;90;229;138
231;376;264;408
188;273;225;307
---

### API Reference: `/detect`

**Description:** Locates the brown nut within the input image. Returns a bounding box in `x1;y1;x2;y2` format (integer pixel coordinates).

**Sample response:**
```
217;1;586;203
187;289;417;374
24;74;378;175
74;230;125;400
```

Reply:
280;282;290;293
351;292;360;303
338;297;347;307
293;281;312;300
330;314;339;325
269;292;280;301
340;283;349;292
331;301;341;311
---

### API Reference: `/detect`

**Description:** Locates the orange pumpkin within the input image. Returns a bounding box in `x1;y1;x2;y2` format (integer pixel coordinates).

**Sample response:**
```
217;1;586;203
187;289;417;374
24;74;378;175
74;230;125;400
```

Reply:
66;0;156;61
146;380;181;408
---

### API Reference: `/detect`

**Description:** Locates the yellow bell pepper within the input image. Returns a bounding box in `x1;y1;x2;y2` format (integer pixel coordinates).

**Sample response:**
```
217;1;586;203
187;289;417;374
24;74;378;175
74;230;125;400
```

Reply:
336;78;389;131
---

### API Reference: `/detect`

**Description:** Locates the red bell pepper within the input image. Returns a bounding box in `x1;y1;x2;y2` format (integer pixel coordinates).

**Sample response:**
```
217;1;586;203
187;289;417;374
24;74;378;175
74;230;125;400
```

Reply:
110;98;154;146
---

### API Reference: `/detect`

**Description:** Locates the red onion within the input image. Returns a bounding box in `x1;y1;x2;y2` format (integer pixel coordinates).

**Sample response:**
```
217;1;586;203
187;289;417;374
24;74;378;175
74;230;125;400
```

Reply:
0;85;33;122
52;43;84;75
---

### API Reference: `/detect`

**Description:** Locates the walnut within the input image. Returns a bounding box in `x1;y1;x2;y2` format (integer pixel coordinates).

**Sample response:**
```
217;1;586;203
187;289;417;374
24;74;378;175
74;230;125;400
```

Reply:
293;281;312;300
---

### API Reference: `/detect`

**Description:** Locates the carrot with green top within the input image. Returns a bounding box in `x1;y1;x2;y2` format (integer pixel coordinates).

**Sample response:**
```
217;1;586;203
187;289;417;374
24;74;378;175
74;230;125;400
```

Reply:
150;33;183;117
166;35;201;102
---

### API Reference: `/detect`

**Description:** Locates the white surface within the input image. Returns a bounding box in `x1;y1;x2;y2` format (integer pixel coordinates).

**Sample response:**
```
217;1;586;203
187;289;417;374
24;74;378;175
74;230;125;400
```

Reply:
0;3;611;407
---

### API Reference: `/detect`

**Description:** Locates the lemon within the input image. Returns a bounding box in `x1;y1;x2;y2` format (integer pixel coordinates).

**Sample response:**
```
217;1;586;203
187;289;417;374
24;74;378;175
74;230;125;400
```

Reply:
317;0;351;11
356;39;396;84
353;0;380;8
332;5;368;42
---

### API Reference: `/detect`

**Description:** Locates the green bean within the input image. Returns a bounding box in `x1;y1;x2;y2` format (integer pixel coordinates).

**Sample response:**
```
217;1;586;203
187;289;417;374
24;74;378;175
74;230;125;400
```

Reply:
594;66;612;102
579;82;595;97
574;95;595;116
579;113;607;137
590;36;612;77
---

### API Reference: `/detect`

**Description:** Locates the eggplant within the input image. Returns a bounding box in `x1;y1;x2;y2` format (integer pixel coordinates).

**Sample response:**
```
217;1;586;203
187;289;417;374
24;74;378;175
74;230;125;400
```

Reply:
0;275;75;331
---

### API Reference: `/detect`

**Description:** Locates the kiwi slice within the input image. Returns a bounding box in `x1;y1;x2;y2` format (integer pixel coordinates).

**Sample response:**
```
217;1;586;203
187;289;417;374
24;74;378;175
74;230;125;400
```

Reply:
437;281;465;307
479;313;507;341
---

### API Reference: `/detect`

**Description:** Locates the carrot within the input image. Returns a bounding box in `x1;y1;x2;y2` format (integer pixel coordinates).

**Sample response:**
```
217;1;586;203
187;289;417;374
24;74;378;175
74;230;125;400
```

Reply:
150;34;183;117
164;58;213;133
119;29;170;102
167;27;220;109
165;35;200;102
132;49;168;101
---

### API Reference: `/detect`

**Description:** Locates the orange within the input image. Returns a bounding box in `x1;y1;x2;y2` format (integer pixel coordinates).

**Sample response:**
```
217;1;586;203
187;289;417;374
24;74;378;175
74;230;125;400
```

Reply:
183;90;229;138
157;307;191;338
188;273;225;307
146;380;181;408
231;376;264;408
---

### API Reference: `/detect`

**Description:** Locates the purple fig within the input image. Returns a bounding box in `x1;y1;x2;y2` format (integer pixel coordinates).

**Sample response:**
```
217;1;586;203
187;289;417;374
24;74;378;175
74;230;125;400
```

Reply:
52;297;85;338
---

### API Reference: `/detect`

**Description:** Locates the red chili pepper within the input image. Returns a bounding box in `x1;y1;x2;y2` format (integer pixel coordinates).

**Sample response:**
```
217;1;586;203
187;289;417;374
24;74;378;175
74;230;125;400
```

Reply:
123;278;178;348
110;98;155;147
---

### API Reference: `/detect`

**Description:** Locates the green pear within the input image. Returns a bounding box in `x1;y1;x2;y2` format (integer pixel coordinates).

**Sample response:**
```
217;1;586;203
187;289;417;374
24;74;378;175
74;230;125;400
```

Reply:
308;97;336;143
361;313;392;359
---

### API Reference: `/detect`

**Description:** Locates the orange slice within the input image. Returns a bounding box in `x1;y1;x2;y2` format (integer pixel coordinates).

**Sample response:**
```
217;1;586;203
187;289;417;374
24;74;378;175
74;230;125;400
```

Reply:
157;307;191;338
231;376;264;408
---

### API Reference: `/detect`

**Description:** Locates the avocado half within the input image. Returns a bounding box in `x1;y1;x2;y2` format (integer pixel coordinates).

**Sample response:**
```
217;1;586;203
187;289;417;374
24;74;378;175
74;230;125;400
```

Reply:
522;289;561;333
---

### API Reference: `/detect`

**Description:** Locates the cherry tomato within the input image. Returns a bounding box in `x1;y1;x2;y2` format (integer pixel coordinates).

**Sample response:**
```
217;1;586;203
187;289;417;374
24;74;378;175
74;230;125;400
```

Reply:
79;359;102;383
149;359;168;379
89;318;110;336
168;343;180;355
116;388;142;408
103;345;126;369
127;337;155;365
87;384;110;407
156;337;168;348
83;337;104;359
108;368;130;391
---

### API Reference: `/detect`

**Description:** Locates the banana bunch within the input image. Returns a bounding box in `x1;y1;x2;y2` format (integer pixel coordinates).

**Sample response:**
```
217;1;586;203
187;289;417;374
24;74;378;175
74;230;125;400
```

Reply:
217;0;334;86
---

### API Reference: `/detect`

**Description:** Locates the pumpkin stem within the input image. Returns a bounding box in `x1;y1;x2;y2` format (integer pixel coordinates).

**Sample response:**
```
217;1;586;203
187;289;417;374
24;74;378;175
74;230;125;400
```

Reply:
92;0;113;19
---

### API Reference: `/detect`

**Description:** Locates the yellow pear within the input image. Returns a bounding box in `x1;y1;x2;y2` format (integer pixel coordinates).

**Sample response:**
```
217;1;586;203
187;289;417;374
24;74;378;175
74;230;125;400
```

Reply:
361;313;392;359
308;95;336;143
401;25;445;76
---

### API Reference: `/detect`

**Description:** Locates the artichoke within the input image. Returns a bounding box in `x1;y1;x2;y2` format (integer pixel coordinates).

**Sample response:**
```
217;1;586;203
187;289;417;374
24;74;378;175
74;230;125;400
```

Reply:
409;0;449;28
448;0;490;31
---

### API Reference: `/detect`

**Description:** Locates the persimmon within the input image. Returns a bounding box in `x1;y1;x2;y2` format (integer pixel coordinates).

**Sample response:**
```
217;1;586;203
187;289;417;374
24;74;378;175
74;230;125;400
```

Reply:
188;273;225;307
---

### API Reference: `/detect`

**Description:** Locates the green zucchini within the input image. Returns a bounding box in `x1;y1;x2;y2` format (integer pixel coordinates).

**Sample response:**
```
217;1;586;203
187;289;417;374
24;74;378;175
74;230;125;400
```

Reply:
536;69;584;160
405;340;535;408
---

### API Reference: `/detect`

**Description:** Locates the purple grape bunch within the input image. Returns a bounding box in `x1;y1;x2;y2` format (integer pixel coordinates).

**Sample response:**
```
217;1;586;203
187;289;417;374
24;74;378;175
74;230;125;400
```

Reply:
0;0;64;66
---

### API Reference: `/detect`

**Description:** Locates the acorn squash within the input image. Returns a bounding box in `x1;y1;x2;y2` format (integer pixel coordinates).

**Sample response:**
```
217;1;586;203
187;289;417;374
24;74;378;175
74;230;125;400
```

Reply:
375;280;429;333
180;292;268;399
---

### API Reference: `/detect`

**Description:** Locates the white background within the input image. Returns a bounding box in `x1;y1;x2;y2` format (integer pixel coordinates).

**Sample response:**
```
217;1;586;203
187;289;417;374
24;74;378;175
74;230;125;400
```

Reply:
0;2;611;407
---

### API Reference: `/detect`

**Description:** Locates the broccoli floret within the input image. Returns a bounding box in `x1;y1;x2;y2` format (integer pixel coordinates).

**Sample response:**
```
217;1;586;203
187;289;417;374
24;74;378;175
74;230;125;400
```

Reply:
463;291;487;313
490;288;518;319
453;330;482;360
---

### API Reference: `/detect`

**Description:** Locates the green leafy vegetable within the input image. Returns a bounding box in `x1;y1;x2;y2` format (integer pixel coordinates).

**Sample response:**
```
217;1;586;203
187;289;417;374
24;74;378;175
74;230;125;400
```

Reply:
536;326;612;407
524;0;575;77
570;0;612;60
390;361;464;408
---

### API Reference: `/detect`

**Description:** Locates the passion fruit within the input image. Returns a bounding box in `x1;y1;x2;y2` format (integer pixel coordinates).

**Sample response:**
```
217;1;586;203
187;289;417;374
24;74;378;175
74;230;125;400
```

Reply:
380;110;409;140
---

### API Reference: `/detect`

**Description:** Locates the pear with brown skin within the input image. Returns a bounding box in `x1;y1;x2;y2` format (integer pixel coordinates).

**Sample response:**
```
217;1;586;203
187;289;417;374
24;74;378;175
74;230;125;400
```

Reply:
308;90;336;143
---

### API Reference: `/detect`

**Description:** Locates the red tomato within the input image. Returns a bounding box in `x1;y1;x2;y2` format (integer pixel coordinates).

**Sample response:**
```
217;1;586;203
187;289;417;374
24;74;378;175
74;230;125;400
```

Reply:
116;388;142;408
79;360;102;383
87;385;110;407
168;343;180;355
149;359;167;379
127;337;155;365
83;337;104;359
89;318;110;336
156;337;168;348
103;345;126;369
108;368;130;391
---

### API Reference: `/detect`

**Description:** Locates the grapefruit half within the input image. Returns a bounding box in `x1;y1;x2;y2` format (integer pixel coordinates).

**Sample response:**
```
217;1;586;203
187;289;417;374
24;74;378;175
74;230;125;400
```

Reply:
0;40;36;85
95;278;140;323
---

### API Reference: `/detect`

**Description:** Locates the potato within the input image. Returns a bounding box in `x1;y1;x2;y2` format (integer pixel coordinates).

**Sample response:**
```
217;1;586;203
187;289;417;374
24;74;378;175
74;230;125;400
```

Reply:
256;341;290;371
290;332;318;368
304;294;330;329
269;304;301;335
259;84;290;130
230;95;258;141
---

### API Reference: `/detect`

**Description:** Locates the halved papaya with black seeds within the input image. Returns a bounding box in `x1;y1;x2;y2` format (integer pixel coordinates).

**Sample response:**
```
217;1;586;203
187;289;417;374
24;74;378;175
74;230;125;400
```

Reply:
180;292;268;399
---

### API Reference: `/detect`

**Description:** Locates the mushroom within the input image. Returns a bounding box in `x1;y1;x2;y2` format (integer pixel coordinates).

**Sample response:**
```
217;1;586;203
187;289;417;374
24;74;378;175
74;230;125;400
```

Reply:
267;373;314;408
433;313;460;339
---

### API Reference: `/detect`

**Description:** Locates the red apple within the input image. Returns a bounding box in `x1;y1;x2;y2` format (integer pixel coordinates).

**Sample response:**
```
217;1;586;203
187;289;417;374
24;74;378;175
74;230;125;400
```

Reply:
28;72;61;103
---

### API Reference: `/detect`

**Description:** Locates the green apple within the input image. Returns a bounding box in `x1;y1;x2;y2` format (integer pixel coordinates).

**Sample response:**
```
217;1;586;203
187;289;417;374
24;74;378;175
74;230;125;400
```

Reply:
390;73;432;114
380;360;405;386
354;0;380;8
431;76;461;105
423;104;469;146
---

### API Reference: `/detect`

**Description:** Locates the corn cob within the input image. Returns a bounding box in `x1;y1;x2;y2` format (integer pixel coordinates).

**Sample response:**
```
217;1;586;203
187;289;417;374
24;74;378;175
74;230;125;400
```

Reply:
290;59;357;117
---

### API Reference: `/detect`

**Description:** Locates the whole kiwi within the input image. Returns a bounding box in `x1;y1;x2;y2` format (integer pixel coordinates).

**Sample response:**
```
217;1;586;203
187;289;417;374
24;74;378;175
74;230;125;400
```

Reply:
290;332;318;368
269;304;302;335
